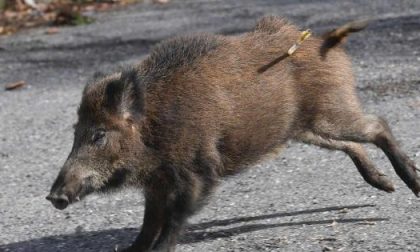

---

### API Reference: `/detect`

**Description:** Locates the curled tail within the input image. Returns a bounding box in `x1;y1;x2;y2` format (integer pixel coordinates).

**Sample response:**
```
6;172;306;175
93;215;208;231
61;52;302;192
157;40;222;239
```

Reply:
321;19;369;57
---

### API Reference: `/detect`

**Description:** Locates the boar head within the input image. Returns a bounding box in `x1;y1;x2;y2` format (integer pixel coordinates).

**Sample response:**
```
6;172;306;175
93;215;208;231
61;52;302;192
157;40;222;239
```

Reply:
47;70;157;210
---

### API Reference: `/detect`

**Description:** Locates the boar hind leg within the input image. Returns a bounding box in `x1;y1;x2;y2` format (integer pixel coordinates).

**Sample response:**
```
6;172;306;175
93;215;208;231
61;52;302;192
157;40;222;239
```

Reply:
297;131;394;192
313;114;420;195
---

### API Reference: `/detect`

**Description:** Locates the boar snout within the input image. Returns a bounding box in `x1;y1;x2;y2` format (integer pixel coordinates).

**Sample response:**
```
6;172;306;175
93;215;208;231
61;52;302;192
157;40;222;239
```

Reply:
47;163;96;210
46;193;70;210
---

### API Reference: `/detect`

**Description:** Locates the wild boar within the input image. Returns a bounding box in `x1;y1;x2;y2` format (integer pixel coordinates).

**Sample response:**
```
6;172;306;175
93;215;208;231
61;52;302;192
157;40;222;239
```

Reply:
46;16;420;252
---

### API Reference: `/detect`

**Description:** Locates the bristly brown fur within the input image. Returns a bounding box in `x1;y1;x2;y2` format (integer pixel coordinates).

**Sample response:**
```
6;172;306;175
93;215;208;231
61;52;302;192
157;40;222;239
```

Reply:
254;16;295;34
47;16;420;252
139;34;221;84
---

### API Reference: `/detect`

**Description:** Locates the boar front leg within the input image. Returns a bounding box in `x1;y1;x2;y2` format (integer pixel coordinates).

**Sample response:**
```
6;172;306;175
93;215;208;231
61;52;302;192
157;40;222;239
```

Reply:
151;154;219;251
119;190;192;252
121;148;219;252
119;196;166;252
126;178;210;251
152;175;216;250
151;192;195;252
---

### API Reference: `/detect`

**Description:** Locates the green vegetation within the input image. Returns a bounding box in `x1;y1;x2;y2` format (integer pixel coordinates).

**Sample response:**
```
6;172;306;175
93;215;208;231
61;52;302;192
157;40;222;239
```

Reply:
71;12;94;26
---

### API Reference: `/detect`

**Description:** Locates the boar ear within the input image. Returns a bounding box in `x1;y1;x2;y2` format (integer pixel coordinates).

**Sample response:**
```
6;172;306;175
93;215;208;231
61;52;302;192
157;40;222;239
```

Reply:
104;68;144;120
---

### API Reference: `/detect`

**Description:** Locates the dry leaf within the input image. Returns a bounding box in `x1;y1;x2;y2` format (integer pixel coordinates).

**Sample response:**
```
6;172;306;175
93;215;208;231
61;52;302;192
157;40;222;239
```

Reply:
23;0;39;10
154;0;170;4
46;27;59;34
327;220;338;227
5;80;26;91
1;0;140;36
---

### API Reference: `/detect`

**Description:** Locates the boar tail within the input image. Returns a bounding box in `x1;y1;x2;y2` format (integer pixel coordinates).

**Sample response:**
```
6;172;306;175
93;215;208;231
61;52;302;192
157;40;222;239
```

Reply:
320;19;369;57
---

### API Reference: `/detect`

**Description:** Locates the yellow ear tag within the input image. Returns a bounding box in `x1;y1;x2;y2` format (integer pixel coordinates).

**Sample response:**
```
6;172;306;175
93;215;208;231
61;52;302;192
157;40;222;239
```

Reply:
287;29;312;56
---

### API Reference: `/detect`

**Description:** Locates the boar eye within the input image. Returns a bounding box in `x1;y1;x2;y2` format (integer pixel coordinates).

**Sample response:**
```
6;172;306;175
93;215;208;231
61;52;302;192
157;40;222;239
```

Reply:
92;129;106;145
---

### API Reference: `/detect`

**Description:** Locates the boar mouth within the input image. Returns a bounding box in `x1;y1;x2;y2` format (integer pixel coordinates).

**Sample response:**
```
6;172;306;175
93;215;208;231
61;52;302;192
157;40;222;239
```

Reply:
98;168;131;193
47;169;130;210
73;178;96;202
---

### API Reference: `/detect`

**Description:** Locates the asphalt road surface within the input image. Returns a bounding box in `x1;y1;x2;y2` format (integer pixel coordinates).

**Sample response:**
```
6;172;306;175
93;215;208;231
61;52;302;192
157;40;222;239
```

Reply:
1;0;420;251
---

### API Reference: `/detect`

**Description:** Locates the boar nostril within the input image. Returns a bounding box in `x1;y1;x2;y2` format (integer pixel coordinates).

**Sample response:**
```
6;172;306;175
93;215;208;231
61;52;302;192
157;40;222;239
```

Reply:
46;194;69;210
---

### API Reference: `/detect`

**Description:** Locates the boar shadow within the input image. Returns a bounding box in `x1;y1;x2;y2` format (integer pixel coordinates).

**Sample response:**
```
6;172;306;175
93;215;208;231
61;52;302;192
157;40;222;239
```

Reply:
0;204;387;252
